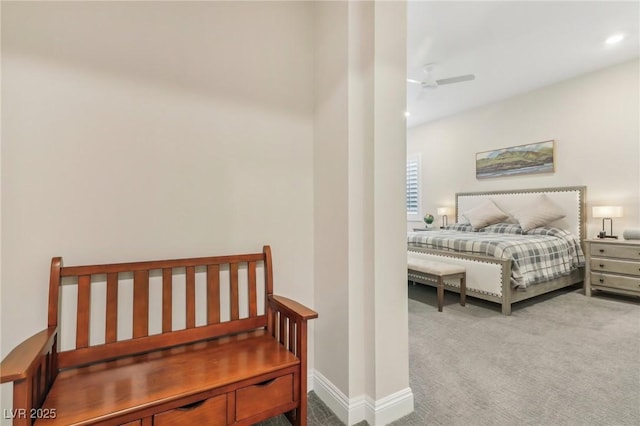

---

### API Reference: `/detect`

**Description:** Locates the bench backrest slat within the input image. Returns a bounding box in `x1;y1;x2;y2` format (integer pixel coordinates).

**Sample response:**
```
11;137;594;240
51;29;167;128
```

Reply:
230;263;239;321
207;264;220;325
248;261;258;318
133;270;149;338
186;266;196;329
106;272;118;343
76;275;91;349
162;268;173;332
50;246;273;369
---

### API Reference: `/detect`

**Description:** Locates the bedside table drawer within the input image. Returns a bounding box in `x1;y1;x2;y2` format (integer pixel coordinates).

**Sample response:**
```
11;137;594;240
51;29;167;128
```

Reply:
590;259;640;276
591;273;640;293
590;243;640;261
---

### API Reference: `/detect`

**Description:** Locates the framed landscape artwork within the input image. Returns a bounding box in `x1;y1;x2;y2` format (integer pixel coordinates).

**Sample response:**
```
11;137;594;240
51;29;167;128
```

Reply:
476;140;555;179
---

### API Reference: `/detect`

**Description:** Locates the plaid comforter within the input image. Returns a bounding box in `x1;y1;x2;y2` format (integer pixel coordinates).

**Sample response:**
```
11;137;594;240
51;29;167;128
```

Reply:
407;228;585;289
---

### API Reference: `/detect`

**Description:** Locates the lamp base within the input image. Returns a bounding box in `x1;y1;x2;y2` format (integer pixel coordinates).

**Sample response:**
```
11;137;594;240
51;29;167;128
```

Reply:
597;231;618;239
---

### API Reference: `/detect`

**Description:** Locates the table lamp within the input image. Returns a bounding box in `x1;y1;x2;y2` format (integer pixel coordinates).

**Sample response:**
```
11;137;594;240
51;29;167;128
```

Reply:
592;206;623;239
437;207;451;228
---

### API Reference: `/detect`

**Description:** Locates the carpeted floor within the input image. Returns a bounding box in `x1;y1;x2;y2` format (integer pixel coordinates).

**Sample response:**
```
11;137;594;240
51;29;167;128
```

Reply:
262;284;640;425
391;284;640;426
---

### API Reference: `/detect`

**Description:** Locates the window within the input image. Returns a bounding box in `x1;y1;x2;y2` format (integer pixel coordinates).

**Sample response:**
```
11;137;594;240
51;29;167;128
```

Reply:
406;154;421;220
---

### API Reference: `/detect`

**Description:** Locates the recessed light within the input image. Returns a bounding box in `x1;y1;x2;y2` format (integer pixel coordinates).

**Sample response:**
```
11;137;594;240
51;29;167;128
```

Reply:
605;33;625;45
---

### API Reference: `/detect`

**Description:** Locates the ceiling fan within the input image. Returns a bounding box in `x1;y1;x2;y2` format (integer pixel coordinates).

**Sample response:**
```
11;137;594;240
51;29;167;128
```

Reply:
407;64;475;90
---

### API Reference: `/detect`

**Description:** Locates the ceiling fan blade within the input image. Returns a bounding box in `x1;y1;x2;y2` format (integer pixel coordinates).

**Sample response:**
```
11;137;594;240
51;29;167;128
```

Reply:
436;74;475;85
407;78;423;84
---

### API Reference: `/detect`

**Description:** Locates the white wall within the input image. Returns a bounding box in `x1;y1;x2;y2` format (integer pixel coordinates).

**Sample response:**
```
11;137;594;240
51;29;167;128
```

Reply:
2;2;412;425
1;1;315;419
408;59;640;237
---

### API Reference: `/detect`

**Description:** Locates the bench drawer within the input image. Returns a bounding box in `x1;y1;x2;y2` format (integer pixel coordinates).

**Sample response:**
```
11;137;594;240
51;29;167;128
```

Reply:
236;374;294;421
154;394;227;426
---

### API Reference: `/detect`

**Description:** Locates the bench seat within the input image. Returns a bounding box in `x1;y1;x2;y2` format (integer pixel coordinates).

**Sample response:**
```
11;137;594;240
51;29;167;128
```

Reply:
36;330;298;425
408;253;466;312
407;255;466;276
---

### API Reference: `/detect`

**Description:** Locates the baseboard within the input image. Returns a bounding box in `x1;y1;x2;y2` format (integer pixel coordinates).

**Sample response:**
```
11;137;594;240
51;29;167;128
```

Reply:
363;387;414;426
310;369;414;426
310;369;351;423
308;371;314;392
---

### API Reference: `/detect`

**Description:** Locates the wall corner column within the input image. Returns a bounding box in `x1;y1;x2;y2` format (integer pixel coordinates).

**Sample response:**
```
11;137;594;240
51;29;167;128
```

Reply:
313;1;412;425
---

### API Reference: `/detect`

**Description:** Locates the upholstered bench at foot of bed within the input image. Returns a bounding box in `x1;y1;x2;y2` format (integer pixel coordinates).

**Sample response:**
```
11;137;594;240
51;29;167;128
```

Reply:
408;254;467;312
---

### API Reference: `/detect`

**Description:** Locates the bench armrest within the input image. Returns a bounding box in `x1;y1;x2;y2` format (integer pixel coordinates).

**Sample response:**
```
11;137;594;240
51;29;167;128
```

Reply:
267;295;317;356
269;295;318;321
267;295;316;425
1;326;58;384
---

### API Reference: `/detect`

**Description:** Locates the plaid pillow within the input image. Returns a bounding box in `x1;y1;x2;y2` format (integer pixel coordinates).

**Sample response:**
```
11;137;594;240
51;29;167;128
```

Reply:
525;226;570;237
444;223;474;232
479;223;524;234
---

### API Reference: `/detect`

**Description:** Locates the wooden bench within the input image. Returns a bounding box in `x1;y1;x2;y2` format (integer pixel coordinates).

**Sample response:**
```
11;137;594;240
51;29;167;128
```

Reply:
408;253;466;312
1;246;317;426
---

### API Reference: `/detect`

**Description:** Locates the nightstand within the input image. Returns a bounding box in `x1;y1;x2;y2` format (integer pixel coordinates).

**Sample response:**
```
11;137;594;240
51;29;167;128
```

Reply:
412;228;436;232
584;239;640;297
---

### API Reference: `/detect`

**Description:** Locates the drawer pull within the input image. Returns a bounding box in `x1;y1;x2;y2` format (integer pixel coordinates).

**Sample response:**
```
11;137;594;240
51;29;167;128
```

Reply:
177;400;206;411
599;278;604;283
599;249;605;253
254;377;278;387
599;264;604;268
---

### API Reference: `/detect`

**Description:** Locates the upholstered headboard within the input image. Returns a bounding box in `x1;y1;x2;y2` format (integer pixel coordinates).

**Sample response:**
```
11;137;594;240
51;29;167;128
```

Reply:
456;186;586;240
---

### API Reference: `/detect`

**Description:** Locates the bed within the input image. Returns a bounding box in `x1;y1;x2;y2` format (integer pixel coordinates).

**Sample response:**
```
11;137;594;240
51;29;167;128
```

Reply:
407;186;586;315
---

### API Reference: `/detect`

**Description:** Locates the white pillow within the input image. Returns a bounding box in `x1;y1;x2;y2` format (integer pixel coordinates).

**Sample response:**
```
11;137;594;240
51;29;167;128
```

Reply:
513;194;566;232
462;200;509;229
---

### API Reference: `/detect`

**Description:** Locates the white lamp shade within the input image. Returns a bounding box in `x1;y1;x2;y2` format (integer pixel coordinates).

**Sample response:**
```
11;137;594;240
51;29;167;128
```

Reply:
592;206;623;218
437;207;451;216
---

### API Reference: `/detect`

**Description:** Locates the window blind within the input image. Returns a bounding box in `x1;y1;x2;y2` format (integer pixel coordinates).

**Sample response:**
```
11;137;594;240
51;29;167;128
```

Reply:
406;155;420;217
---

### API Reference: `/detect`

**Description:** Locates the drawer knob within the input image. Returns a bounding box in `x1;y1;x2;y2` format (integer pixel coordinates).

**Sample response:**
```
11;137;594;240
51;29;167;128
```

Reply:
599;278;604;283
599;264;604;268
599;249;605;253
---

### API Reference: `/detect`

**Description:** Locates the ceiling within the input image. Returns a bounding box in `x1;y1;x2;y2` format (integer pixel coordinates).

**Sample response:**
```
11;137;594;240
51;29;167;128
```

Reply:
406;1;640;127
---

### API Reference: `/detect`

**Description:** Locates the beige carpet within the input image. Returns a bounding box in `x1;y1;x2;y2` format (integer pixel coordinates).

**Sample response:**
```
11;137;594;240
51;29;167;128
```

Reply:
262;284;639;425
391;284;640;426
